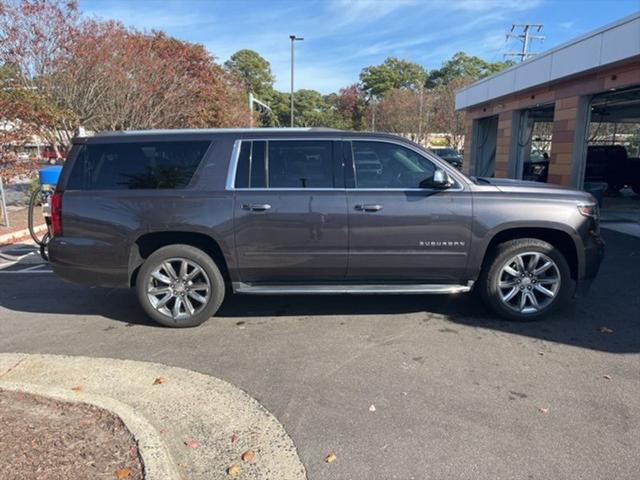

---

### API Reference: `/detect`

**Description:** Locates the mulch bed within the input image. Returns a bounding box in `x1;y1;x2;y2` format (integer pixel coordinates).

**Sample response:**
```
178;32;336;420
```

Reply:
0;389;144;480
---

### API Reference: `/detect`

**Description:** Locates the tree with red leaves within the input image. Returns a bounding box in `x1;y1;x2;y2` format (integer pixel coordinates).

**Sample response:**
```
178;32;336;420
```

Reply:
430;77;474;148
335;84;367;131
0;0;249;180
371;88;432;144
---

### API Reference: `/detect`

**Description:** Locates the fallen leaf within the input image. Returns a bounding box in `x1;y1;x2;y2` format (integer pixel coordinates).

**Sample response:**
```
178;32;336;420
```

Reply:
159;428;168;436
598;326;614;334
152;376;166;385
231;433;239;444
369;404;376;412
71;385;82;392
241;450;255;462
537;406;549;414
325;452;337;463
227;464;241;477
603;374;612;380
184;439;199;449
115;468;131;479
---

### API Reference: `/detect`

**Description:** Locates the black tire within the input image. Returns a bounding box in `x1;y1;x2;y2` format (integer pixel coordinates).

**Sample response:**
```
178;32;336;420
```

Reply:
632;184;640;196
136;244;225;327
479;238;574;322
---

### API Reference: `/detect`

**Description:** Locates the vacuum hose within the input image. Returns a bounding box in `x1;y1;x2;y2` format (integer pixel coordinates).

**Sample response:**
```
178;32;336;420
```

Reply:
27;185;51;260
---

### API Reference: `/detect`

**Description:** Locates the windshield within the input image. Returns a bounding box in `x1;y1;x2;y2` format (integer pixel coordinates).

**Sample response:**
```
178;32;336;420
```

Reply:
433;148;460;157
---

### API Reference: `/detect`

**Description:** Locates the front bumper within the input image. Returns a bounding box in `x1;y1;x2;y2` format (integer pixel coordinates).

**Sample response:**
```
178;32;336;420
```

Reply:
575;231;605;297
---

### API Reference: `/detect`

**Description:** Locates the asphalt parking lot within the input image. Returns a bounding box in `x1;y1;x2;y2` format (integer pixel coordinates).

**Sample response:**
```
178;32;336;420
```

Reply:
1;229;639;480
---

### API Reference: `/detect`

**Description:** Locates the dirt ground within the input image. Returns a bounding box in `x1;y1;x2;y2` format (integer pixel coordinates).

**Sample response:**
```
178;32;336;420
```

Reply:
0;390;144;480
0;206;45;235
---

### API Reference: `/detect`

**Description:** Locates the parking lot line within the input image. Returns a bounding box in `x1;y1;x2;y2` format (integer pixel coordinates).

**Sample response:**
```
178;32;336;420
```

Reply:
0;264;53;274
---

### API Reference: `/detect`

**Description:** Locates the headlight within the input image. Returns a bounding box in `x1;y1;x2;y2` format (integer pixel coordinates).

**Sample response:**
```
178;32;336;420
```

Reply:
577;203;599;220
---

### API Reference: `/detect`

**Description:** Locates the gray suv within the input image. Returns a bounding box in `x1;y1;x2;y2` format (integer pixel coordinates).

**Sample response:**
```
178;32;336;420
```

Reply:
48;128;604;327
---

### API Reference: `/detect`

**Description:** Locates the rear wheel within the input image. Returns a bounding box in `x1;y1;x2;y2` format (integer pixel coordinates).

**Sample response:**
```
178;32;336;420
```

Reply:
479;239;573;321
136;244;225;327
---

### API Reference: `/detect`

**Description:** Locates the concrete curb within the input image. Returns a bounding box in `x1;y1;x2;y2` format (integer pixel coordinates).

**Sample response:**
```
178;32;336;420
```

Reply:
0;224;46;245
0;380;181;480
0;353;307;480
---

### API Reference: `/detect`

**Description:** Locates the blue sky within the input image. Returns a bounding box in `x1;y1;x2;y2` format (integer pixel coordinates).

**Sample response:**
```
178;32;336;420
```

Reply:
79;0;640;94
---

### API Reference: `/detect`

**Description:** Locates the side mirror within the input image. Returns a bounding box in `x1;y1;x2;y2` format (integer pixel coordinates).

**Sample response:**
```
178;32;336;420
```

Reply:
420;169;454;189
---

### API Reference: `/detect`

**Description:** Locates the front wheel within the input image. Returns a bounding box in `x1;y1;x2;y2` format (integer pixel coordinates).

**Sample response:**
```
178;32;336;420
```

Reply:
136;244;225;327
479;239;573;321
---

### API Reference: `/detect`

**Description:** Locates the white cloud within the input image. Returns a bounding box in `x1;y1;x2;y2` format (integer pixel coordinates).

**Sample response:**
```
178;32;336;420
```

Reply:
327;0;417;27
433;0;544;12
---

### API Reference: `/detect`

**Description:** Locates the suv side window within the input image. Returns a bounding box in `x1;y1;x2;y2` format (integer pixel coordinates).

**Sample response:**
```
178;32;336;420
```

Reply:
66;140;211;190
352;141;436;189
235;140;334;189
235;141;267;188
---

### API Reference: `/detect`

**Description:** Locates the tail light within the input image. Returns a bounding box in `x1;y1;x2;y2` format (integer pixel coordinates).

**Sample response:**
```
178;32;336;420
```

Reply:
50;191;63;237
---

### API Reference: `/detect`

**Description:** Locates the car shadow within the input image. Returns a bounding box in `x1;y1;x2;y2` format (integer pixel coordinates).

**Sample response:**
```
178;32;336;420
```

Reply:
1;230;638;352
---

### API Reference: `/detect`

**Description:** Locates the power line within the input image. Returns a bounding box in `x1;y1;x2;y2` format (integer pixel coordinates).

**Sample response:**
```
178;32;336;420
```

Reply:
504;23;545;62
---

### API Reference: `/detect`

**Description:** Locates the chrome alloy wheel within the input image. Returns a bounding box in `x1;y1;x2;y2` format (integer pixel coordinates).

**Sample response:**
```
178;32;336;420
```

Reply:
497;252;561;314
146;258;211;321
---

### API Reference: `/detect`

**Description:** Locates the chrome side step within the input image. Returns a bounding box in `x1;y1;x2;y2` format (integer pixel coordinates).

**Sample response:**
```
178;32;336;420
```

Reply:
233;282;474;295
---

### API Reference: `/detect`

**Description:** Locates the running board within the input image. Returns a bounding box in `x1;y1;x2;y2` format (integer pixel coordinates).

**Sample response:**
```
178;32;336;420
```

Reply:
233;282;474;295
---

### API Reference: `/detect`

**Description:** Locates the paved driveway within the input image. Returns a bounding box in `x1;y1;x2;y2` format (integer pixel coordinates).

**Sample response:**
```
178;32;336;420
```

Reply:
1;230;639;479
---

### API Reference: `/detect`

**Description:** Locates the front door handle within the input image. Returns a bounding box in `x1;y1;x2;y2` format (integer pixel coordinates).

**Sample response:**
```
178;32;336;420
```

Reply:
242;203;272;212
354;204;383;212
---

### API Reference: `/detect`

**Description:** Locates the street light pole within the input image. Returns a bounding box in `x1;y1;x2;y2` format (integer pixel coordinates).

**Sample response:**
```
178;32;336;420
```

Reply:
289;35;303;127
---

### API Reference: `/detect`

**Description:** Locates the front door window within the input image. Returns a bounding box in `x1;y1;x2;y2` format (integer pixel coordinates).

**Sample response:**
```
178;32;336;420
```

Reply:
352;141;436;189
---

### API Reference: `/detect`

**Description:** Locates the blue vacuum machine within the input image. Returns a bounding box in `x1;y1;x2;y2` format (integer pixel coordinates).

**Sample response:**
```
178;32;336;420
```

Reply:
28;166;62;260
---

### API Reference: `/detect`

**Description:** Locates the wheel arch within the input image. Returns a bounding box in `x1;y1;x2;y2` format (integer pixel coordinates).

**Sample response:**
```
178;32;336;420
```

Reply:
129;231;231;287
479;226;581;280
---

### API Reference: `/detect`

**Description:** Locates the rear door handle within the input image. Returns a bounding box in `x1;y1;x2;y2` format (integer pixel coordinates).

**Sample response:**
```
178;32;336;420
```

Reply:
242;203;272;212
354;204;383;212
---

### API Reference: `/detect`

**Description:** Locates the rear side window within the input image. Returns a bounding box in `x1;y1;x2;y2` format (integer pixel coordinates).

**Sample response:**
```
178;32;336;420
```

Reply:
234;140;334;188
269;141;333;188
66;140;211;190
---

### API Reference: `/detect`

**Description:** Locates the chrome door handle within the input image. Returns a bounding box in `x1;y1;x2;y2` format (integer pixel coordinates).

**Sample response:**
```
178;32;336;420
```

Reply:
242;203;271;212
354;204;383;212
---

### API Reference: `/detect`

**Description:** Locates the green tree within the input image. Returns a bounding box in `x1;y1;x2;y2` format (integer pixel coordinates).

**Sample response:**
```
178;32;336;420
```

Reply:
224;49;275;99
426;52;514;88
269;90;291;126
292;89;329;127
360;57;427;97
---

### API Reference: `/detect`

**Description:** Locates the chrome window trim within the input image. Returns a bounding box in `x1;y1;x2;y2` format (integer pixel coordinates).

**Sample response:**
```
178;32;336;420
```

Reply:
225;140;242;190
225;136;469;193
233;188;342;191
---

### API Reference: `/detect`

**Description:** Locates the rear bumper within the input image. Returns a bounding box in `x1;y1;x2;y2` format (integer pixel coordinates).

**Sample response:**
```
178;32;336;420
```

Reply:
48;237;129;288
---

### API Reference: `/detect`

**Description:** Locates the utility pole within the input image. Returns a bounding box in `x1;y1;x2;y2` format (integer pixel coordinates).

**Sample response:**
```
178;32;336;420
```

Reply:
369;95;376;132
0;177;9;228
504;24;544;62
289;35;304;127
